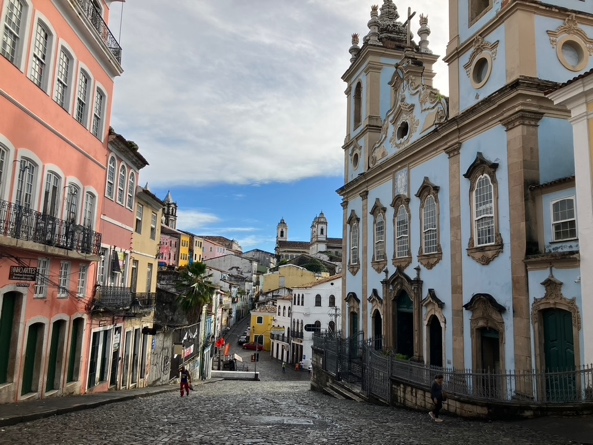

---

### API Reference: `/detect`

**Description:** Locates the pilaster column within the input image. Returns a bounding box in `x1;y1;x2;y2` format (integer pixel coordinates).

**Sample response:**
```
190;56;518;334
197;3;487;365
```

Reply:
445;142;464;369
341;199;349;334
360;190;369;339
501;110;544;372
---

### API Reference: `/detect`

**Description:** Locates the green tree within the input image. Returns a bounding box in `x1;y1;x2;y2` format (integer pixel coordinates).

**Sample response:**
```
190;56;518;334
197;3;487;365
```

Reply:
175;262;215;324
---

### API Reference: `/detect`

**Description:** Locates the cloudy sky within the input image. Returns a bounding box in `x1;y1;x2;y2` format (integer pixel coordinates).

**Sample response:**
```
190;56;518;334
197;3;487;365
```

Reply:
109;0;449;253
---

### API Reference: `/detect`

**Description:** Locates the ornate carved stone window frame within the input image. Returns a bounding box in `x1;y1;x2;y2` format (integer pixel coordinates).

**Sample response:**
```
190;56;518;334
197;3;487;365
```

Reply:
422;289;446;367
415;177;442;269
347;210;361;275
370;198;387;273
345;292;360;336
463;293;506;371
547;14;593;73
464;152;503;265
391;194;412;270
531;273;581;372
463;35;498;90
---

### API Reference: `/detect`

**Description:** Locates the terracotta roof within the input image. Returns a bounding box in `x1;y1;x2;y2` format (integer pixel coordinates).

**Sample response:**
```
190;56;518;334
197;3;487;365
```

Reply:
293;274;342;289
528;176;575;191
554;68;593;91
277;241;310;249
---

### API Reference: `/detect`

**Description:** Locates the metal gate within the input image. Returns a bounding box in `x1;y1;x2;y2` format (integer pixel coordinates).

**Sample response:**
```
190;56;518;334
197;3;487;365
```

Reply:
368;349;390;403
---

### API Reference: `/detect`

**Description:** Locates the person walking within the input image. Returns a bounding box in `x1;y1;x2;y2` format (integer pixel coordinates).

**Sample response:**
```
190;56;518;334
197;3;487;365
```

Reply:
282;361;286;373
179;366;191;397
429;374;445;423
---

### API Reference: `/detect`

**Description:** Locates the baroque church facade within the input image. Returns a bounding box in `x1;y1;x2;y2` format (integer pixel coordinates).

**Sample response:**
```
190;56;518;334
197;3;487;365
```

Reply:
275;213;343;261
339;0;592;374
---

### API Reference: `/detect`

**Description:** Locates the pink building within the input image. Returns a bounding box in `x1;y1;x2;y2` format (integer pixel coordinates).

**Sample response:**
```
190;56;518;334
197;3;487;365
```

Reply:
202;238;235;261
0;0;123;403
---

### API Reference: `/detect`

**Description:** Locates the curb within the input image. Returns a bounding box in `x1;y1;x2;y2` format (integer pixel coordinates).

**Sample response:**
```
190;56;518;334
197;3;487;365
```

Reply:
0;387;177;428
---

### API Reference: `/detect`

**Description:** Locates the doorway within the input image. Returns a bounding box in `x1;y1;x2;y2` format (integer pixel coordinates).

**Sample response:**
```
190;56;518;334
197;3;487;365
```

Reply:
110;327;121;387
22;323;45;395
396;293;414;358
428;316;443;368
46;320;66;391
372;310;383;350
543;309;576;401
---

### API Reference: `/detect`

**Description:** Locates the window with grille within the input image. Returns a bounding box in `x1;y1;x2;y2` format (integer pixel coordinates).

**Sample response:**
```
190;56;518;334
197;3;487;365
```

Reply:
126;171;135;209
16;158;36;209
375;214;385;261
474;175;495;245
98;248;107;285
55;49;71;109
77;265;88;297
315;294;321;307
1;0;24;64
106;156;116;199
353;82;362;128
92;89;104;137
76;71;89;125
30;22;49;87
83;192;95;228
329;295;335;307
552;198;577;241
135;204;143;234
350;222;359;265
396;205;409;258
43;172;60;217
58;261;71;298
150;212;157;240
422;195;438;254
34;258;50;298
117;164;126;204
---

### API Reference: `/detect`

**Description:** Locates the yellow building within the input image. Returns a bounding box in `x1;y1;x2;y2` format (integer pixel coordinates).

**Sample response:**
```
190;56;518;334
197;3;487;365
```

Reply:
131;186;163;293
250;305;277;351
262;264;318;293
180;231;204;264
178;232;191;268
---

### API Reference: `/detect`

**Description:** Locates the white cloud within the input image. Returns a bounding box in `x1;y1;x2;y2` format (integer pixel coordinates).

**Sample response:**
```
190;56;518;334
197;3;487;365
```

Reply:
176;210;220;233
110;1;449;188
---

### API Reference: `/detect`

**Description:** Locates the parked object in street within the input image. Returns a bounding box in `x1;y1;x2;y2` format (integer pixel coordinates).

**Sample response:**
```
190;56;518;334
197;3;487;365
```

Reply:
238;335;248;345
242;343;263;351
299;359;312;372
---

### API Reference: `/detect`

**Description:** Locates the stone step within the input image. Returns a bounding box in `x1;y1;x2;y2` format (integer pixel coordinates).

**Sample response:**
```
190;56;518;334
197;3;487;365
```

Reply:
323;386;347;400
328;382;367;403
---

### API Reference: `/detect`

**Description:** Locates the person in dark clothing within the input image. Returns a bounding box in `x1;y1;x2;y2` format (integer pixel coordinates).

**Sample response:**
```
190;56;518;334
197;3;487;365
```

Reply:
429;374;445;423
179;366;191;397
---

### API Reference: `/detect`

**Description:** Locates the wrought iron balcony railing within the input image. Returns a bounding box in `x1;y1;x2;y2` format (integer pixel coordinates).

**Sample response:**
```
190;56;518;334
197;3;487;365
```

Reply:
271;333;288;342
94;286;156;312
74;0;122;63
0;199;101;255
291;331;304;340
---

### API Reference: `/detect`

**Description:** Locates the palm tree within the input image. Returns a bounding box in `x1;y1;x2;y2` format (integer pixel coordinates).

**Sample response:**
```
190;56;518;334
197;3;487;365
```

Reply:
175;262;215;323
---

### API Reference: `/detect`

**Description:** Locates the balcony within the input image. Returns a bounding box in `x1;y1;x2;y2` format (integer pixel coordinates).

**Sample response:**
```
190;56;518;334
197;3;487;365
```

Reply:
291;331;304;340
0;199;102;256
73;0;122;63
271;333;288;342
93;286;156;313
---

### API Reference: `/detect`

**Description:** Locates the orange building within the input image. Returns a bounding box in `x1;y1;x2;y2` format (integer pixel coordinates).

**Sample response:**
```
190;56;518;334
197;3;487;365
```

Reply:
0;0;123;403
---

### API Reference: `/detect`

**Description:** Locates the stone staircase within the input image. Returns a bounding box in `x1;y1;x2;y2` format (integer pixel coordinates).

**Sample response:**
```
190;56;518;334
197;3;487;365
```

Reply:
323;381;368;403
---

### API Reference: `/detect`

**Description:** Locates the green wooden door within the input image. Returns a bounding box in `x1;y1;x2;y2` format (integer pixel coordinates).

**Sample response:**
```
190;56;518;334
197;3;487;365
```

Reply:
0;295;16;384
543;309;576;402
22;324;39;395
46;321;63;391
396;293;414;358
543;309;575;371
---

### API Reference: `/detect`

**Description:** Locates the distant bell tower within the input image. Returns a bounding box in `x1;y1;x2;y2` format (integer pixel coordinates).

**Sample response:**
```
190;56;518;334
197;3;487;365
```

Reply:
276;218;288;243
310;212;328;254
163;190;178;229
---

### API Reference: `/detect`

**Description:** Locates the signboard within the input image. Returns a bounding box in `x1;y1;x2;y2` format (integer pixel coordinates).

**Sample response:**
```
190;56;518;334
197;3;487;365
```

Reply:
9;266;37;281
271;327;285;334
183;344;194;358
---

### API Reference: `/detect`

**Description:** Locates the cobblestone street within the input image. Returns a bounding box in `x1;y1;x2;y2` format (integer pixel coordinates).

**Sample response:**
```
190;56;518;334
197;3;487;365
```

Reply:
0;345;574;445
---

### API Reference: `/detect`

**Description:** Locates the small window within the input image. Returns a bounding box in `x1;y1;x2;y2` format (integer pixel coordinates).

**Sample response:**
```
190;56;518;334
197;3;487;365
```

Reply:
474;175;495;246
77;264;88;298
150;212;157;240
1;0;26;65
92;88;105;138
0;146;7;198
30;21;50;89
106;156;116;199
42;171;61;217
315;294;321;307
83;192;95;228
126;171;135;209
422;195;438;254
75;70;90;126
15;158;36;209
135;204;143;234
256;316;263;324
395;205;409;258
469;0;491;24
58;261;71;298
329;295;335;307
375;214;385;261
353;82;362;128
117;164;126;204
552;198;577;241
55;48;72;109
35;258;50;298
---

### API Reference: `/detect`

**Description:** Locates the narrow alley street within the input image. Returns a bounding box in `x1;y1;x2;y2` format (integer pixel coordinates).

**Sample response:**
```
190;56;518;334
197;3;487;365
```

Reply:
0;324;576;445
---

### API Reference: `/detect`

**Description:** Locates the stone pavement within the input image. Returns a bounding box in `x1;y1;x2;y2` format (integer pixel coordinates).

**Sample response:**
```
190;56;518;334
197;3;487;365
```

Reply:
0;315;592;444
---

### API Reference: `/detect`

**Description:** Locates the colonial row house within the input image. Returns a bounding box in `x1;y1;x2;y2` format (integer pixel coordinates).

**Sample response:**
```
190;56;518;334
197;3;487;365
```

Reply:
338;0;593;381
0;0;126;403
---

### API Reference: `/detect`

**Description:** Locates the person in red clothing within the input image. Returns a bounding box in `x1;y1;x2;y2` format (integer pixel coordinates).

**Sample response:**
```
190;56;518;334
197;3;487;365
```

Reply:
179;366;191;397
